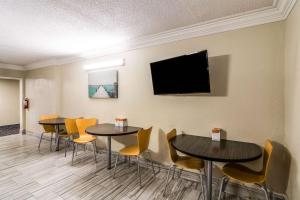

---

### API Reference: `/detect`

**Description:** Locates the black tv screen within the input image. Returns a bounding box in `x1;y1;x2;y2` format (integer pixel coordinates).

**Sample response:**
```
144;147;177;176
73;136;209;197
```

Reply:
150;50;210;95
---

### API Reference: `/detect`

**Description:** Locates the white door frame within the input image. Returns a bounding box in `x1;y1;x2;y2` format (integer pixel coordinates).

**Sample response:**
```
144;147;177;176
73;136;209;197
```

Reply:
0;76;25;133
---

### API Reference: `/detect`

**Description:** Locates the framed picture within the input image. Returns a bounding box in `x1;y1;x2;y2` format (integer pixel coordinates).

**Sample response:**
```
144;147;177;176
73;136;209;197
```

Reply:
88;70;118;98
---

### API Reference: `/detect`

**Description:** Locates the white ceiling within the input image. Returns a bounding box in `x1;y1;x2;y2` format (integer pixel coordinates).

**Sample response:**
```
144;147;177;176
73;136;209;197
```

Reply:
0;0;295;69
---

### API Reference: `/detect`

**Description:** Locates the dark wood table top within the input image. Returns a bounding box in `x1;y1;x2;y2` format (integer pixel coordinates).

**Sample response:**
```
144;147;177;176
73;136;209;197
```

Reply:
171;134;262;162
38;118;65;125
85;123;141;136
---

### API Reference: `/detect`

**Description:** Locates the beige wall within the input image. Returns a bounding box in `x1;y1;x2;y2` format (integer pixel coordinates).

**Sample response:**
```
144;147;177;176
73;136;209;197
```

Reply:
24;22;288;194
25;22;285;158
0;68;24;78
0;79;20;126
284;0;300;199
0;68;25;130
25;66;62;132
62;22;284;150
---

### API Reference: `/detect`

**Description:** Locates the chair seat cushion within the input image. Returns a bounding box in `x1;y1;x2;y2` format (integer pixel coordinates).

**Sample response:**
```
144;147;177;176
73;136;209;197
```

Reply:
222;163;265;184
73;135;96;144
175;156;204;170
119;145;139;156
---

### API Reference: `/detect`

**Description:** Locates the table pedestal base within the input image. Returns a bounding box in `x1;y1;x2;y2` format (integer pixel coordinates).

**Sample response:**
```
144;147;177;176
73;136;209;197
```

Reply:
107;136;112;169
206;160;212;200
55;125;60;151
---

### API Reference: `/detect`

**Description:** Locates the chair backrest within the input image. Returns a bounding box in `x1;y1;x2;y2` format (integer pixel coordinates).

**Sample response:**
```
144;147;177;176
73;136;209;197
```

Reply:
64;118;79;135
40;114;58;133
137;127;152;153
262;140;273;178
76;118;97;136
166;129;179;163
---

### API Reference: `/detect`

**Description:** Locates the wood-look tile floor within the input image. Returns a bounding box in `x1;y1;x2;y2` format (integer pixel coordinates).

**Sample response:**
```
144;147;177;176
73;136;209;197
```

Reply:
0;134;266;200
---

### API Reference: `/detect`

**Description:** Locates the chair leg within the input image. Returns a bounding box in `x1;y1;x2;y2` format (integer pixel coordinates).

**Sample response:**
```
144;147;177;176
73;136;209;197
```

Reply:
72;143;76;165
163;164;174;196
218;176;229;200
198;170;205;200
93;141;97;163
172;165;176;179
75;143;78;156
261;183;270;200
146;151;156;177
38;132;44;151
178;168;183;178
128;157;131;167
50;133;53;152
113;154;120;178
64;140;68;157
137;156;142;187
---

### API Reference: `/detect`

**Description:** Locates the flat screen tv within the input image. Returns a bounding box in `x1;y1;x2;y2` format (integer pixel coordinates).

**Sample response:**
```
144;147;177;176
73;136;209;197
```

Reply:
150;50;210;95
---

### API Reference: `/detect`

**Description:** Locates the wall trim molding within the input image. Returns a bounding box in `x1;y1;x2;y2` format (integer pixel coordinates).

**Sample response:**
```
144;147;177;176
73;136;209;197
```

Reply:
0;63;25;71
22;0;296;70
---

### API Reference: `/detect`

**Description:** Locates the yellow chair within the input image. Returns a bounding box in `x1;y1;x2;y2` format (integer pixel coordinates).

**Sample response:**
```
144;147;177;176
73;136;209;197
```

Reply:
113;127;156;187
218;140;273;200
38;115;59;151
72;118;97;165
64;118;80;157
163;129;205;197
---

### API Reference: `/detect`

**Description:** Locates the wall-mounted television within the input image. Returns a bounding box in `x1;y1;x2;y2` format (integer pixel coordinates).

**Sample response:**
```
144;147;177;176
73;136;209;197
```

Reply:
150;50;210;95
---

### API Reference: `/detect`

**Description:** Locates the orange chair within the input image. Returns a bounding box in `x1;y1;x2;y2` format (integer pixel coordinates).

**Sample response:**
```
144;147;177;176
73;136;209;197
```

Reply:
64;118;80;157
113;127;155;187
163;129;205;197
72;118;97;165
38;115;59;151
218;140;273;200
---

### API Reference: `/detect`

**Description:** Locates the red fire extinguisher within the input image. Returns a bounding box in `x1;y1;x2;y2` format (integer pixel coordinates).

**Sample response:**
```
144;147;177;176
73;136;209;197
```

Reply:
24;98;29;110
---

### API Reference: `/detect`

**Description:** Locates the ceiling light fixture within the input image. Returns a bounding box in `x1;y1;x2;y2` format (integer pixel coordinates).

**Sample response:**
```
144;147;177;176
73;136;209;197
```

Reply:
83;58;125;71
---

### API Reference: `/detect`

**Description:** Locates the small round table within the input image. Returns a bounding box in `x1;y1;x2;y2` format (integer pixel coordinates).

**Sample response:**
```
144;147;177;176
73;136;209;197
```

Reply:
38;118;65;151
171;134;262;200
85;123;141;169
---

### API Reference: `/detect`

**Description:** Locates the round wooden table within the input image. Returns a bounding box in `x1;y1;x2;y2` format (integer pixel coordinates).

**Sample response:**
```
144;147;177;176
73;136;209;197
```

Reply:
38;118;65;151
171;134;262;200
86;123;141;169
